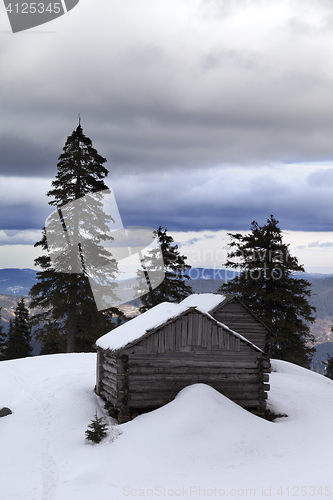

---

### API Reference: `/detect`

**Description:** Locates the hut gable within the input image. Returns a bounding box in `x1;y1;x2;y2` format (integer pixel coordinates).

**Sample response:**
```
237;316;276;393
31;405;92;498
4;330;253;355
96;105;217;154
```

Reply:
95;299;270;421
119;308;243;356
180;294;273;353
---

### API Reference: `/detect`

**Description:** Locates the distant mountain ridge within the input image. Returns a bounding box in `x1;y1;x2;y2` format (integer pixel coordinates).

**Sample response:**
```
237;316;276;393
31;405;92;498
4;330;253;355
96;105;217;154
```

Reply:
1;267;333;367
0;268;37;295
0;267;332;297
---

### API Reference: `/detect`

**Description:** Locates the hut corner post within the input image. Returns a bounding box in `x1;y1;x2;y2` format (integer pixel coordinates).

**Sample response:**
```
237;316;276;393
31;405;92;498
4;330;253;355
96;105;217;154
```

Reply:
257;356;271;414
95;348;104;396
118;354;130;423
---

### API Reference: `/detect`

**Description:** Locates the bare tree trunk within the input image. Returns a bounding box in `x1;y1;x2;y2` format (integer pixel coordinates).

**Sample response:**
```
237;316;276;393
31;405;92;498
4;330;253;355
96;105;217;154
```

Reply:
66;276;77;352
66;303;77;352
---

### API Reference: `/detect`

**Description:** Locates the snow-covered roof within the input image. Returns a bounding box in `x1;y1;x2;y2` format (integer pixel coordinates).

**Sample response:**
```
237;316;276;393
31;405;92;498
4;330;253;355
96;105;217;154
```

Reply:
179;293;225;313
96;302;190;352
96;297;263;353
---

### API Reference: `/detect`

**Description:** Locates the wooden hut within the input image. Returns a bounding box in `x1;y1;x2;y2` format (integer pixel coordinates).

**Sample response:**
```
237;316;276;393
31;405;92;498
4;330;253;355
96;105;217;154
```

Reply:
95;299;270;422
180;294;274;354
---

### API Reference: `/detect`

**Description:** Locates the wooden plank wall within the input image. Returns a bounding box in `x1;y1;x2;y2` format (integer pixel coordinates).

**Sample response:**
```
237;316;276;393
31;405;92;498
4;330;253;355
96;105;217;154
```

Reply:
212;300;269;352
134;311;241;356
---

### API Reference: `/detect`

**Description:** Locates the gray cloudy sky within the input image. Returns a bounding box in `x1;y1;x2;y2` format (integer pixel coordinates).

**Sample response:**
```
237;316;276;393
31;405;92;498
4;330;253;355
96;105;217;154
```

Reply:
1;0;333;270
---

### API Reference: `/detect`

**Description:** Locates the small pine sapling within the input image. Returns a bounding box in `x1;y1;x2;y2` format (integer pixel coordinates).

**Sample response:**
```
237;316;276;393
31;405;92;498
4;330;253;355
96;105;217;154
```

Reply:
85;411;108;444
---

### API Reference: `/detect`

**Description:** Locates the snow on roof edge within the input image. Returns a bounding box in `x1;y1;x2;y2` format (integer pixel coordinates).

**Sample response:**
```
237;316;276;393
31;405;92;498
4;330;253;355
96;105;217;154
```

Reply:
96;302;190;352
96;298;263;354
180;293;226;313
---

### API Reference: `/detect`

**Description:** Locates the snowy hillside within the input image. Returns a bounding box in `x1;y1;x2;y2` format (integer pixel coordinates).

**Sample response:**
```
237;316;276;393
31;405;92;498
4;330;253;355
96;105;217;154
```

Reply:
0;354;333;500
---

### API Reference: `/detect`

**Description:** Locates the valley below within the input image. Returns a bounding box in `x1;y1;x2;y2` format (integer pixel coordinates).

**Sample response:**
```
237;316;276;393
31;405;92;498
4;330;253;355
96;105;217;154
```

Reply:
2;268;333;372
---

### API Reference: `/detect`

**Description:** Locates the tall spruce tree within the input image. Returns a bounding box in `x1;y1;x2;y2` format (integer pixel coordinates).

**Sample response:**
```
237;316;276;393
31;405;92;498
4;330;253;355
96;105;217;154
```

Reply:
138;226;193;312
218;215;316;368
29;123;123;353
5;298;32;360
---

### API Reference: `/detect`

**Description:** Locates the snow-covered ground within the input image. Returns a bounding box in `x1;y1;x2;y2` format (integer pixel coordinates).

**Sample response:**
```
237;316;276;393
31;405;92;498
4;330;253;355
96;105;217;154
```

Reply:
0;354;332;500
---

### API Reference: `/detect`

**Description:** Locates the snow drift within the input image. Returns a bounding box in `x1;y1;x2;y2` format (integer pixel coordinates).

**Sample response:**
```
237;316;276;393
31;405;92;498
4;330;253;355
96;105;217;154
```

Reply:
0;354;333;499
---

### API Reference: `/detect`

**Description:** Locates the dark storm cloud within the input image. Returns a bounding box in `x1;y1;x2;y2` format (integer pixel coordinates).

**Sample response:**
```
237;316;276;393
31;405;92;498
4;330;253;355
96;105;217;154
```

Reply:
0;176;51;231
1;0;333;179
0;203;49;231
1;164;333;240
1;0;333;244
111;166;333;233
0;134;57;176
